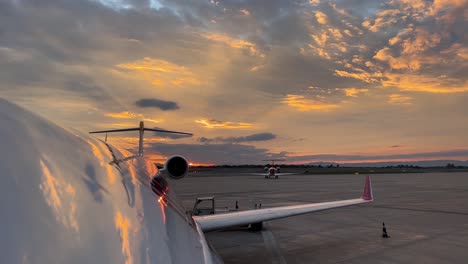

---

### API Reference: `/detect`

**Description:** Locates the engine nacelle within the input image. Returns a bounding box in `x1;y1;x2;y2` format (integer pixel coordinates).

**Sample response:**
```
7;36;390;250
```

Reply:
160;155;189;180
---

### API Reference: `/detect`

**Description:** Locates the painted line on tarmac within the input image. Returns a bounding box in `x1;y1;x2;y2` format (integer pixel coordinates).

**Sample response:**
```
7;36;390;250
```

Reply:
261;224;287;264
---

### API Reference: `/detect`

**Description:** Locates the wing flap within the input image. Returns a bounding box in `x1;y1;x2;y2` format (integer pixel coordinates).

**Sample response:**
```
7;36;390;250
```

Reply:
195;176;373;232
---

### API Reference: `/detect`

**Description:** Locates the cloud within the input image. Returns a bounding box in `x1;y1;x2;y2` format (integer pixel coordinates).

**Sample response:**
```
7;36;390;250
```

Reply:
362;9;401;32
142;142;284;164
334;69;381;83
201;32;263;57
283;94;339;111
105;111;138;119
315;12;328;25
240;9;250;16
195;119;253;129
388;94;412;105
116;58;201;87
142;141;468;164
285;149;468;163
343;88;369;97
381;73;468;93
2;0;468;165
135;98;180;110
198;132;276;143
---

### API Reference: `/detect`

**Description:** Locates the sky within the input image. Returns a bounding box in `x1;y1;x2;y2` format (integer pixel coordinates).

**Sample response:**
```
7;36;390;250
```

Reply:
1;0;467;165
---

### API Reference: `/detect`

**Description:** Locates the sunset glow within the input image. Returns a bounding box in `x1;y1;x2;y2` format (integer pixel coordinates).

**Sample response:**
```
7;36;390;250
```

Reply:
2;0;467;165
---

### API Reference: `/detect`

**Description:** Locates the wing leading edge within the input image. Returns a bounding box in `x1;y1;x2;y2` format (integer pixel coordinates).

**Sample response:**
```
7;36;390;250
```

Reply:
195;176;373;232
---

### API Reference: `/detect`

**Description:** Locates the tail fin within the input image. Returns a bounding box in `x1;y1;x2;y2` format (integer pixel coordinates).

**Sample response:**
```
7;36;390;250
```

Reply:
361;176;373;201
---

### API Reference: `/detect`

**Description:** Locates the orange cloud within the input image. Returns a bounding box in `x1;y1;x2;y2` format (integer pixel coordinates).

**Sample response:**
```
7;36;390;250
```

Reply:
335;69;382;83
400;29;441;55
195;118;253;129
104;112;164;125
250;64;265;72
382;73;468;93
441;43;468;60
388;94;412;105
328;28;343;40
431;0;466;13
315;12;328;24
303;44;331;59
283;94;339;111
374;47;424;71
105;111;138;119
240;9;250;16
312;32;328;47
202;33;263;57
116;57;201;87
189;162;216;166
343;88;369;97
362;9;400;32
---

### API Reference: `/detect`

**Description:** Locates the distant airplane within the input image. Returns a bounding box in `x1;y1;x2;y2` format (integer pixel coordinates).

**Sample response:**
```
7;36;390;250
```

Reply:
1;100;374;263
251;159;294;179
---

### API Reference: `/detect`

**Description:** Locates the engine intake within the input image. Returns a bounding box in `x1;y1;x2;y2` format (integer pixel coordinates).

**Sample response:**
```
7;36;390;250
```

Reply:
162;155;189;180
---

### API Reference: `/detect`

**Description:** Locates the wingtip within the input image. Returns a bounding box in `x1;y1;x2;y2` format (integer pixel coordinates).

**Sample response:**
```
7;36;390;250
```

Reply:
361;175;373;201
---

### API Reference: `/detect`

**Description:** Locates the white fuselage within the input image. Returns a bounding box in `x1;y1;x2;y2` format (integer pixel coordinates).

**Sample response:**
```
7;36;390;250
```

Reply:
0;99;219;264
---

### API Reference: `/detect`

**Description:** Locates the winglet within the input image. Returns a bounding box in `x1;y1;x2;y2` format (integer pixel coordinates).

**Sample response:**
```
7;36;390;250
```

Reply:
361;175;373;201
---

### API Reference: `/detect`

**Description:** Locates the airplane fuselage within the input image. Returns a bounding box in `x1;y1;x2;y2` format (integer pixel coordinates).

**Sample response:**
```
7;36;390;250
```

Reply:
0;99;218;264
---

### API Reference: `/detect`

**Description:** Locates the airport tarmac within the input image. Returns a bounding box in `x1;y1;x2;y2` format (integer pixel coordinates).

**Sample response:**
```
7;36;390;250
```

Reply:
171;170;468;264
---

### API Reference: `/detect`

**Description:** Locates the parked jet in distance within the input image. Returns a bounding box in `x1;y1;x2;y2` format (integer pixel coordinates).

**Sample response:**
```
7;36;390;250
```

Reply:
252;159;295;179
0;99;373;263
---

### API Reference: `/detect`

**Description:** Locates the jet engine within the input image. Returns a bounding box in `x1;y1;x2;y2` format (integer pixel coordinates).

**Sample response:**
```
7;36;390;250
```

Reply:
161;155;189;180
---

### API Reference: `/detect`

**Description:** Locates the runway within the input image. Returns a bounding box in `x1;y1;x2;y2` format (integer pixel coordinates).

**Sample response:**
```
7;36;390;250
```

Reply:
171;170;468;263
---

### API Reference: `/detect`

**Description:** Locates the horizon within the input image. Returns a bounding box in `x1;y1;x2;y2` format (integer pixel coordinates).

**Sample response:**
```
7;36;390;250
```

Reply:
1;0;467;164
190;159;468;167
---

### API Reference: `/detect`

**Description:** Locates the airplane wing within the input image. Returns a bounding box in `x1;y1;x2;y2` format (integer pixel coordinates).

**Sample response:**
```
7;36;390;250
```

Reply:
195;176;373;232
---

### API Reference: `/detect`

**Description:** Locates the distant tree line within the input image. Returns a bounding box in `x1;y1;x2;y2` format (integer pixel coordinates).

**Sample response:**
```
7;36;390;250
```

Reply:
191;163;467;169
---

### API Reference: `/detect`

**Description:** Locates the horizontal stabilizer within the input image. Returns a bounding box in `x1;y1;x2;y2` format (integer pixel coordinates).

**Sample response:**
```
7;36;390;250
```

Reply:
144;128;193;136
89;127;192;136
90;128;140;134
89;121;193;157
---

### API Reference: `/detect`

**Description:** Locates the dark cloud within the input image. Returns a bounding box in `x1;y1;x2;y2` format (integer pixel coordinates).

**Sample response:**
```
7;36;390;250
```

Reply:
142;141;468;165
143;142;285;164
198;132;276;144
285;149;468;163
135;98;180;110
